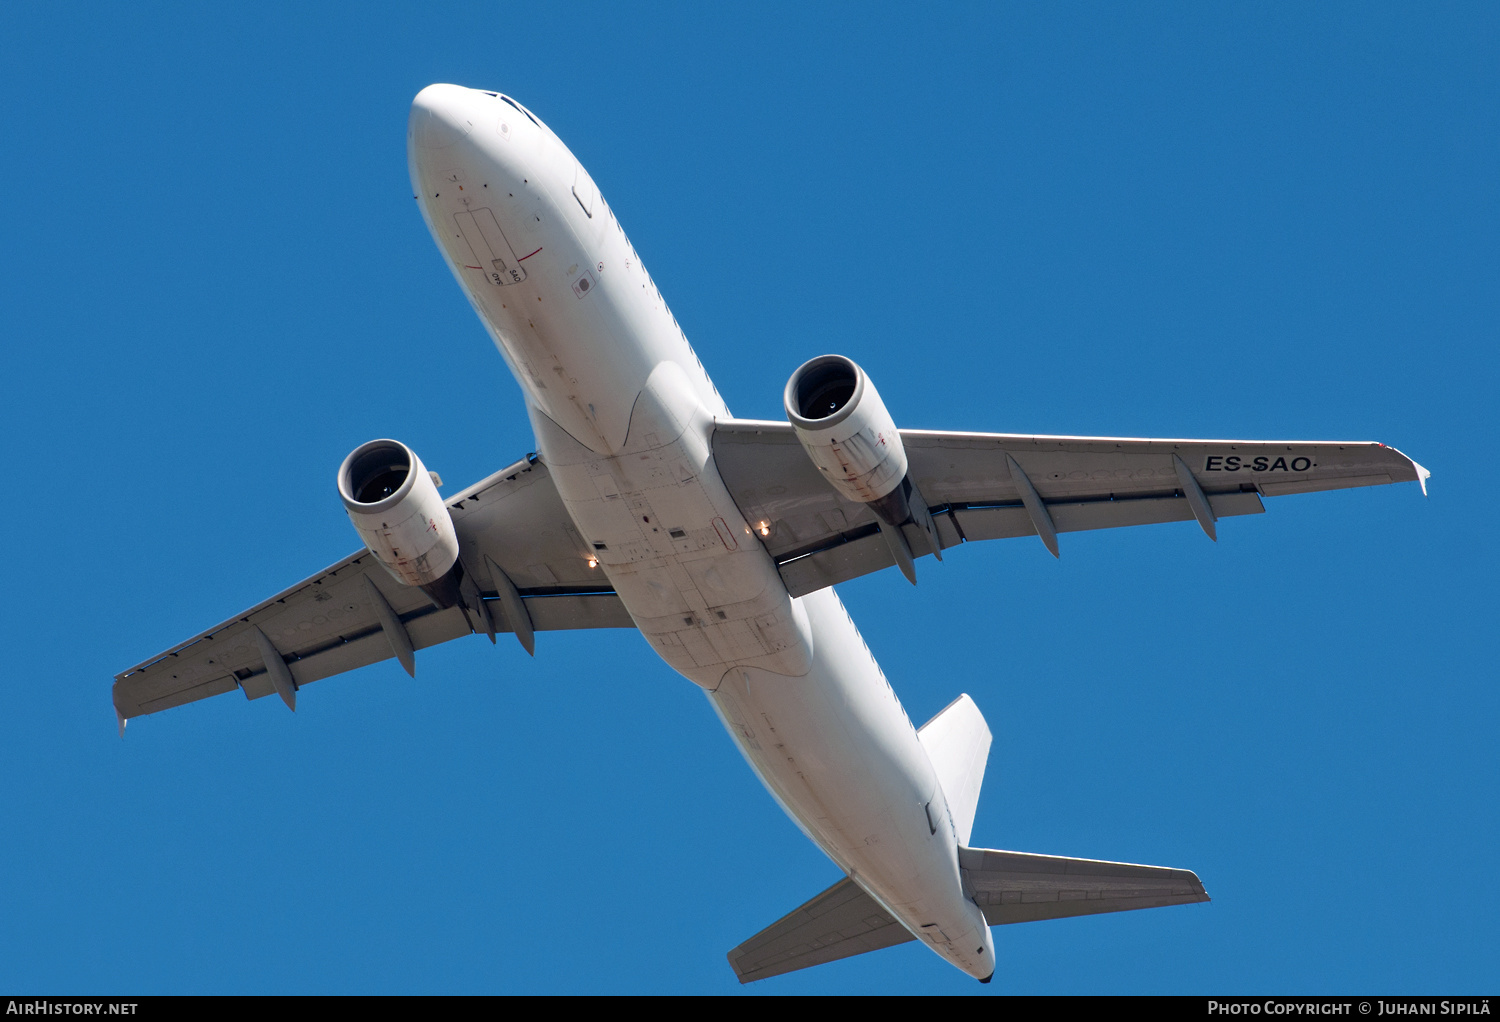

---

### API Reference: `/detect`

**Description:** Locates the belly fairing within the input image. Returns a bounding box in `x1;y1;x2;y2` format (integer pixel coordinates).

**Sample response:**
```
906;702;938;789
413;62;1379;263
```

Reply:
530;361;815;681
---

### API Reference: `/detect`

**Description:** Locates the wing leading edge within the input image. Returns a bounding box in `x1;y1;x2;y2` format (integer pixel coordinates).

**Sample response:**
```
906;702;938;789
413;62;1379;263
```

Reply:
113;456;631;726
712;420;1427;596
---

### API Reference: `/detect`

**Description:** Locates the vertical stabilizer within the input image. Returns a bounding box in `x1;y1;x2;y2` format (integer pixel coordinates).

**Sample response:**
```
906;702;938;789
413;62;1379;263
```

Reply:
917;694;991;846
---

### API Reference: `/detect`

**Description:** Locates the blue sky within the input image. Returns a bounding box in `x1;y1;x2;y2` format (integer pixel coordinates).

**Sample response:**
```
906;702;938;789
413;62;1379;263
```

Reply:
1;2;1495;994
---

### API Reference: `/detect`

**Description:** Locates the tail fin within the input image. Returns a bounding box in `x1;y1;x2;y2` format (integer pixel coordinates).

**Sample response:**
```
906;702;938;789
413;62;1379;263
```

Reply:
917;693;991;846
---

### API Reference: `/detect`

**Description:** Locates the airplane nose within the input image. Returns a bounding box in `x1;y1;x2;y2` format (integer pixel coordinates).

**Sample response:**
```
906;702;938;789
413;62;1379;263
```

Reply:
409;84;477;150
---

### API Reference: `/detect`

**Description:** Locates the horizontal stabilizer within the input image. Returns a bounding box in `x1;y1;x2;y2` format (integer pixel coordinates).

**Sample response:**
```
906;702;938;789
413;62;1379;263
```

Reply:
727;847;1208;982
726;877;911;984
960;846;1209;925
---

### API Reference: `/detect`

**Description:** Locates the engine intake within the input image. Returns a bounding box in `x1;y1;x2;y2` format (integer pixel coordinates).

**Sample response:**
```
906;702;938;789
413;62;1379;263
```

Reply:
338;439;463;605
784;355;911;525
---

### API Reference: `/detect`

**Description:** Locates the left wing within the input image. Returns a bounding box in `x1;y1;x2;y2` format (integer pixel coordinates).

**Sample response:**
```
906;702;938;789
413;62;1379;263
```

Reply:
713;420;1428;596
113;455;630;725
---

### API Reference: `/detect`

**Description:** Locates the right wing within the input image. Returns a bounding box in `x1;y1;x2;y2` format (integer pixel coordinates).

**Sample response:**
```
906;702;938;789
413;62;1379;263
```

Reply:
113;455;631;725
727;848;1209;983
713;420;1429;596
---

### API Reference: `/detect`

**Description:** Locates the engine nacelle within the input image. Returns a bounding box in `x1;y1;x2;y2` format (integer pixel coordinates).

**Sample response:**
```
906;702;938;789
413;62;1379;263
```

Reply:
784;354;911;525
338;439;462;601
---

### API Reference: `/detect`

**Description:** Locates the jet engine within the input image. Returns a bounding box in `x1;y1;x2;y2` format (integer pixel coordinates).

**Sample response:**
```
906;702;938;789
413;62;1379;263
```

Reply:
338;438;464;606
784;354;912;526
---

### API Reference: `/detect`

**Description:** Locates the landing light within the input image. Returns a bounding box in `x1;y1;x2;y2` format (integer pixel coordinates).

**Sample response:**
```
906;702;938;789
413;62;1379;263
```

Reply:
586;556;598;569
757;521;771;537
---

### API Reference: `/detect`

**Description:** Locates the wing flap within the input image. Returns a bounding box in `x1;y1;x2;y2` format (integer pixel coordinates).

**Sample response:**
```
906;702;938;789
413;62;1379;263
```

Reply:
777;527;889;598
775;491;1266;597
954;490;1264;542
522;592;635;630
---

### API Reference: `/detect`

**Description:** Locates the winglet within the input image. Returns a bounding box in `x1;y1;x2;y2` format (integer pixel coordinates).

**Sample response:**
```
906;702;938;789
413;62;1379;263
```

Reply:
1414;460;1431;497
111;683;128;737
1380;443;1431;497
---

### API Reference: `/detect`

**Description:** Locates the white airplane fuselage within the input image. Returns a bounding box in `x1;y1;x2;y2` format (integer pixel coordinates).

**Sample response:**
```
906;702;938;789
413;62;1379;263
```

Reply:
407;84;993;979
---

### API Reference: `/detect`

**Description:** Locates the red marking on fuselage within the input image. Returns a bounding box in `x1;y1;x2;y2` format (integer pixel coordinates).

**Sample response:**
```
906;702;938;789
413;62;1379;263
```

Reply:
518;247;542;262
465;265;482;269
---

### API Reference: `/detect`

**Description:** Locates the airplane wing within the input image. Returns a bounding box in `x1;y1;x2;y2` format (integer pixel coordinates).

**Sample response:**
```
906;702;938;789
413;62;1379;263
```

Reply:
712;420;1429;597
727;847;1209;982
112;455;631;725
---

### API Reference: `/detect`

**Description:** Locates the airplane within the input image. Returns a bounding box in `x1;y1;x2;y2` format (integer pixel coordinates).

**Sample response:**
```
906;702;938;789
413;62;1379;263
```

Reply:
112;83;1429;985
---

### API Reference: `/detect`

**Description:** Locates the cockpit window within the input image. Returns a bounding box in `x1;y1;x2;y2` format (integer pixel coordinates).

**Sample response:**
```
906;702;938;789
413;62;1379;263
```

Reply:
498;94;541;129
